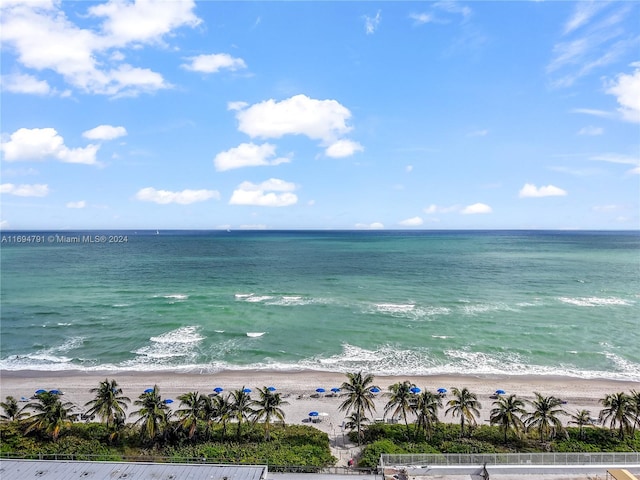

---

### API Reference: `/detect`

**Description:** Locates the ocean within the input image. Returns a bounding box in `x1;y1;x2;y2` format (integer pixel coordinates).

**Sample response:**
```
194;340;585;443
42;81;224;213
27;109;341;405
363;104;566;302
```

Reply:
1;230;638;381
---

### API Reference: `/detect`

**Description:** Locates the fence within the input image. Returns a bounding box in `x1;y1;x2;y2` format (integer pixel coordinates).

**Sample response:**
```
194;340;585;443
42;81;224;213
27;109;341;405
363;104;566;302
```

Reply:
380;452;640;468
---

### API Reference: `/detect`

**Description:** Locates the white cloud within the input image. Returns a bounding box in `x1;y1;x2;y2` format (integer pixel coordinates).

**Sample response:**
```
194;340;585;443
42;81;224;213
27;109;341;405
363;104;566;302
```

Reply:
87;0;201;46
606;67;640;123
405;165;413;173
227;101;249;111
182;53;247;73
461;203;492;214
0;183;49;197
398;216;424;227
0;220;9;229
519;183;568;198
592;204;623;213
82;125;127;140
467;129;488;137
577;126;603;135
214;143;290;171
66;200;86;208
1;73;51;95
0;0;200;97
229;178;297;207
364;10;381;34
424;204;459;214
324;139;364;158
0;127;100;165
355;222;384;229
135;187;220;205
234;94;353;143
409;12;435;25
433;1;472;20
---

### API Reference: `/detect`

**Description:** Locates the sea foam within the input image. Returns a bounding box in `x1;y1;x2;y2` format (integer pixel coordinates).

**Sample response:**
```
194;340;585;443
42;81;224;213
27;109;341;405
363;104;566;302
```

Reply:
558;296;633;307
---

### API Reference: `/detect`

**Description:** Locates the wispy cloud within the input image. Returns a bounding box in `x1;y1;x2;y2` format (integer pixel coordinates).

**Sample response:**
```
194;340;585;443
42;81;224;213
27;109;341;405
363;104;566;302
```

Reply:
577;126;603;136
547;3;636;88
590;152;640;175
364;10;381;35
563;1;609;35
409;12;437;26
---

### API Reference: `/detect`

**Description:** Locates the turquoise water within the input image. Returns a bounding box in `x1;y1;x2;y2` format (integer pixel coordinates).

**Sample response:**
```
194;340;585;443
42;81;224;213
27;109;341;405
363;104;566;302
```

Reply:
1;230;638;380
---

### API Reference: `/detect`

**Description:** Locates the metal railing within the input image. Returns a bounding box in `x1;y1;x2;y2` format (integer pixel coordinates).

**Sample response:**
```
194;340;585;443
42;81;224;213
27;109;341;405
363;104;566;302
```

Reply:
380;452;640;468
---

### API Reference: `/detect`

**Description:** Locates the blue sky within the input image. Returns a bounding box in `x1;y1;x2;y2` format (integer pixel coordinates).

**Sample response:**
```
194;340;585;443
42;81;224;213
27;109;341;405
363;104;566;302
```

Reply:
1;0;638;230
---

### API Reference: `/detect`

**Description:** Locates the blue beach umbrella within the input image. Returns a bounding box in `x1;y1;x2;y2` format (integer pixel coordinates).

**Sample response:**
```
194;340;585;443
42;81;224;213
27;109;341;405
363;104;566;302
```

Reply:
331;387;341;393
143;388;154;393
35;389;47;395
267;386;276;392
410;387;421;394
213;387;224;393
437;388;447;394
163;399;174;404
370;387;380;393
308;411;319;417
243;388;252;393
495;389;506;395
49;389;62;395
316;388;326;393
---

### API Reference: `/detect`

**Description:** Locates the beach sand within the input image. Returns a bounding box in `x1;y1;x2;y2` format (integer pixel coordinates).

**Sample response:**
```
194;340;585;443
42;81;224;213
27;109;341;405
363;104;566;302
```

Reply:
2;370;638;466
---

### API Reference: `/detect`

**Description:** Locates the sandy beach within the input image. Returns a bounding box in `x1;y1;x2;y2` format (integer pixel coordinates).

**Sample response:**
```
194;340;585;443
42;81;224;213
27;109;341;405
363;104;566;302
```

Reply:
2;370;638;430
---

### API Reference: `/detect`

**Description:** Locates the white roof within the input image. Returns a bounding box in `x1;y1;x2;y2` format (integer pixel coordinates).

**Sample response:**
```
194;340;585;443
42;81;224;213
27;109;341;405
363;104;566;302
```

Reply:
0;459;268;480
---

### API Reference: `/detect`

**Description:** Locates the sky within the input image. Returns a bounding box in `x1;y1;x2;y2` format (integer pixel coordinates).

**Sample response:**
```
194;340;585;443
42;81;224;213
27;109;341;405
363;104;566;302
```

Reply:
1;0;639;231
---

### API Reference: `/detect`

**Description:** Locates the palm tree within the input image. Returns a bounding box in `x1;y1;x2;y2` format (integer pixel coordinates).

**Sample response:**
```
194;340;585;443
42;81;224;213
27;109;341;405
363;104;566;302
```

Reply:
599;392;634;439
251;386;288;440
1;396;28;422
569;409;592;440
445;387;481;438
489;394;526;442
84;378;130;429
629;390;640;436
338;371;378;445
523;392;567;442
24;391;76;441
199;395;217;440
384;381;415;439
211;393;233;439
343;411;370;444
175;391;206;440
229;387;254;440
413;390;442;441
132;385;170;445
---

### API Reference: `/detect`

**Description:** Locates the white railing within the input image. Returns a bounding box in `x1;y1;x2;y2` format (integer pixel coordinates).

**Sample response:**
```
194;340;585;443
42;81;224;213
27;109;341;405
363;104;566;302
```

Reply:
380;452;640;468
